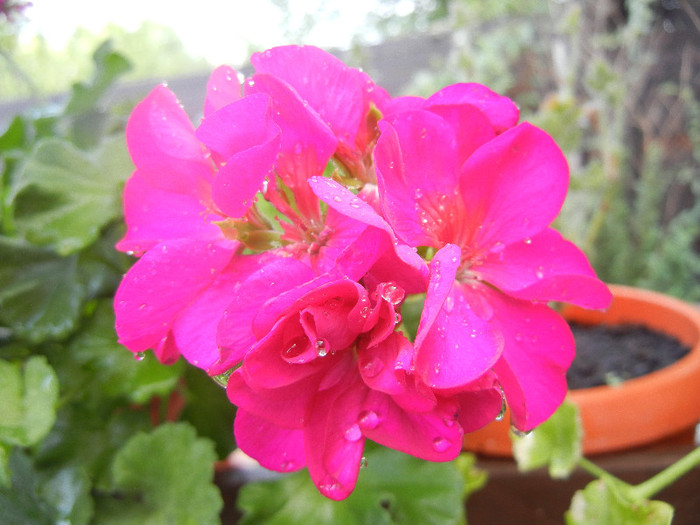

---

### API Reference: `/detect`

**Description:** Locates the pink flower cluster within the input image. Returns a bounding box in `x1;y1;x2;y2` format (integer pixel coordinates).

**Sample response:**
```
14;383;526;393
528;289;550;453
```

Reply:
114;46;612;500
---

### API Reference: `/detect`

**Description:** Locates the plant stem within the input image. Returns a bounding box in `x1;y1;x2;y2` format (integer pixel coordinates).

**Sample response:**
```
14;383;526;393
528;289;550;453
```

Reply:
630;446;700;501
578;457;621;485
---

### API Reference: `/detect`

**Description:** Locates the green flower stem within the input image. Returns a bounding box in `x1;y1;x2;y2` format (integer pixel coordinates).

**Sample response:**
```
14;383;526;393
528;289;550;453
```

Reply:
630;446;700;501
578;457;624;486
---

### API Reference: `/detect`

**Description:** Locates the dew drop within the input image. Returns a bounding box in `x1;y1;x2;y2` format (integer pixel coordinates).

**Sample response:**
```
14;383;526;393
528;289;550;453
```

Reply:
414;188;424;199
443;295;455;313
495;388;507;421
511;426;533;438
360;456;369;469
362;357;384;378
315;339;329;357
134;352;146;362
358;410;380;430
432;437;452;453
333;195;342;203
319;475;344;499
345;423;362;442
535;266;545;279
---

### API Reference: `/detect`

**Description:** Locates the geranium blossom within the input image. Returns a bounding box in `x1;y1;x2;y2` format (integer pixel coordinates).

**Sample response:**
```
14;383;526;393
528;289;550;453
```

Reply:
114;45;611;501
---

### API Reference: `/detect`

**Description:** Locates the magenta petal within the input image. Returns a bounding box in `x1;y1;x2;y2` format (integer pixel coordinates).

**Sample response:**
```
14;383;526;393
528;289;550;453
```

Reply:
234;409;306;473
489;292;575;431
427;103;496;168
251;45;366;148
458;122;569;250
212;134;281;218
116;171;222;255
227;369;317;429
478;228;613;309
416;246;503;388
427;83;520;133
171;253;274;372
304;373;367;500
216;257;314;371
308;176;394;235
455;387;504;433
414;244;461;350
196;93;278;160
114;239;234;357
358;332;411;395
360;389;463;462
204;65;241;117
375;113;460;247
126;85;213;193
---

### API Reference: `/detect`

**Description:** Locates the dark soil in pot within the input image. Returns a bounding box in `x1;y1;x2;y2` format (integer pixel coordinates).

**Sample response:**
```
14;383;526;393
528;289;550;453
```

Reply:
567;322;692;389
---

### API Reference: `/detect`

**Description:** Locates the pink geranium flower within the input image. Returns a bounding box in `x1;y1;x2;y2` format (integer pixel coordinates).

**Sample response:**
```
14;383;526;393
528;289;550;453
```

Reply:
221;275;497;500
372;98;612;431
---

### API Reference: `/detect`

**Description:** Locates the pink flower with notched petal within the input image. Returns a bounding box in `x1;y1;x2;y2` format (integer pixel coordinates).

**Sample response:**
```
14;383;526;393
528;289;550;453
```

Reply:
222;277;482;500
372;97;612;431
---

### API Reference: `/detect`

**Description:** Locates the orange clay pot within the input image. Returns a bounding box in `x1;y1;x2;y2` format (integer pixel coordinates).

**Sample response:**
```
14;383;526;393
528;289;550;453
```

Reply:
463;284;700;457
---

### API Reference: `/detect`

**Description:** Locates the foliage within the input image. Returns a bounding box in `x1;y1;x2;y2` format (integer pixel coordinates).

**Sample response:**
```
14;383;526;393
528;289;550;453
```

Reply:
238;444;476;525
0;21;210;99
0;41;231;523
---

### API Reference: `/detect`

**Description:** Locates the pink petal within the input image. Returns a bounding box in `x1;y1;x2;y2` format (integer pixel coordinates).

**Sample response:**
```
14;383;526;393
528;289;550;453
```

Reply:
414;244;461;350
227;369;318;430
212;134;281;218
204;65;241;117
458;122;569;251
196;93;278;160
114;239;235;358
416;246;503;388
303;372;367;500
360;388;464;462
488;291;575;431
171;253;275;372
427;83;519;133
116;171;222;255
126;85;213;193
375;112;460;247
427;103;496;168
477;228;613;309
251;45;366;149
454;386;504;433
233;409;306;473
215;257;314;371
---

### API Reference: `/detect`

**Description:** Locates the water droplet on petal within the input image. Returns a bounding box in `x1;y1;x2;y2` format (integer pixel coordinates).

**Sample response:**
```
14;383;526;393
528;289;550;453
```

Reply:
362;357;384;378
511;425;533;438
345;423;362;442
333;195;342;203
134;352;146;361
443;295;455;313
535;266;545;279
432;437;452;453
358;410;380;430
495;387;507;421
360;456;369;469
315;339;329;357
319;475;344;499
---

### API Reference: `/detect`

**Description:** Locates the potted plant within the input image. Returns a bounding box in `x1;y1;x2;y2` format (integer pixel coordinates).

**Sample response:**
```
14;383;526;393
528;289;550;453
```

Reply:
463;283;700;456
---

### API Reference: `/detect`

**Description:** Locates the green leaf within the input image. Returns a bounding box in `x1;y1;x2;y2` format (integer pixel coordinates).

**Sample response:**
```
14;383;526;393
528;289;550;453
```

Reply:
238;445;467;525
68;300;183;404
566;479;674;525
96;422;222;525
10;136;131;255
64;41;132;117
0;449;56;524
512;399;582;479
40;466;94;525
0;236;84;342
0;356;59;448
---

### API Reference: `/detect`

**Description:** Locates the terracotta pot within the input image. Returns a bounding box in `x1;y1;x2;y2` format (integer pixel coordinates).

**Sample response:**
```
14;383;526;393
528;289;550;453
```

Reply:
463;284;700;456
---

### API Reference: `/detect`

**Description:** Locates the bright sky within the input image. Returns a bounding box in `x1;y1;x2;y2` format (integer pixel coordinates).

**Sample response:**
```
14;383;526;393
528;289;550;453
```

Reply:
22;0;384;65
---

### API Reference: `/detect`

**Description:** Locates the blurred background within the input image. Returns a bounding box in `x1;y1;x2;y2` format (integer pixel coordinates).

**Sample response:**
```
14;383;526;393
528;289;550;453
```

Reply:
2;0;700;298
